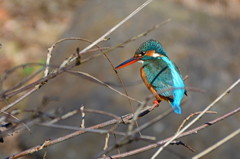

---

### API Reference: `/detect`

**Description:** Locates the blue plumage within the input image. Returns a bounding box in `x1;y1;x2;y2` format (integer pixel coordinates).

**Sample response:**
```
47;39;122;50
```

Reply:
160;57;185;114
143;56;185;114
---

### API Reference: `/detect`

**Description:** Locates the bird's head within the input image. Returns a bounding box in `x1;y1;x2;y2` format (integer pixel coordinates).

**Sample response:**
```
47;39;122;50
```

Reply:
115;39;168;69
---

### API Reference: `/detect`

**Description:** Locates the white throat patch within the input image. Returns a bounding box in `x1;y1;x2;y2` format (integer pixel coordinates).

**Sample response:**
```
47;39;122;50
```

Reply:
152;53;161;57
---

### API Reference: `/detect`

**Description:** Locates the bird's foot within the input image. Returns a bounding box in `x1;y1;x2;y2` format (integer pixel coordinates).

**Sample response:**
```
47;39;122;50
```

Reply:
153;100;161;106
149;100;161;111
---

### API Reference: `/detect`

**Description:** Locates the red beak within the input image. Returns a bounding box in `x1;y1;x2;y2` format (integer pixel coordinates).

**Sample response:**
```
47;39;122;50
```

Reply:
115;57;141;69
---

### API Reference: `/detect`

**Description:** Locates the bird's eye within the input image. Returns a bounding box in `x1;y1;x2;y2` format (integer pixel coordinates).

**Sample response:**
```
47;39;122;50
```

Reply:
138;52;145;57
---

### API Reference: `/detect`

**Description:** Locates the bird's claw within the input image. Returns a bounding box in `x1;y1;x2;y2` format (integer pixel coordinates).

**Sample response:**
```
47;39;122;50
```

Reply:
153;99;161;105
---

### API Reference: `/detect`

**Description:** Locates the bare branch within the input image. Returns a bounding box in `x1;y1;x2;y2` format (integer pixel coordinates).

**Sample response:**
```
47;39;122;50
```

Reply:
151;78;240;159
5;102;162;159
192;128;240;159
98;106;240;159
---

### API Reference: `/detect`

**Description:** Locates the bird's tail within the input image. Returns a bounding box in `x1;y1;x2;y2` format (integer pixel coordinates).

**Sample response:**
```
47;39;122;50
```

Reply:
170;98;182;114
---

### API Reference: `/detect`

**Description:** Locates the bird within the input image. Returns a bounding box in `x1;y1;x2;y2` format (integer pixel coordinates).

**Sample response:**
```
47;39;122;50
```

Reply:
115;39;187;114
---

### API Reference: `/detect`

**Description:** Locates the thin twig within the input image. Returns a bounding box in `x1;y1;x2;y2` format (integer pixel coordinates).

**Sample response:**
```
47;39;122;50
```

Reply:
103;133;110;157
170;140;195;153
43;151;47;159
192;128;240;159
83;109;119;119
66;70;142;103
0;63;45;82
0;64;44;95
176;111;217;133
1;88;36;112
38;123;125;135
44;108;119;125
0;110;31;133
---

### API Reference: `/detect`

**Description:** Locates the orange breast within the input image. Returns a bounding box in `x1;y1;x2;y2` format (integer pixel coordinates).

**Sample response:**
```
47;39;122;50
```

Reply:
140;67;170;102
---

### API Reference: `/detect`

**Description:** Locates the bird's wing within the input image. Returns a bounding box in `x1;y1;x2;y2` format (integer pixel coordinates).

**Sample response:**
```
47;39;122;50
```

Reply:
140;67;171;102
142;59;175;98
173;62;187;96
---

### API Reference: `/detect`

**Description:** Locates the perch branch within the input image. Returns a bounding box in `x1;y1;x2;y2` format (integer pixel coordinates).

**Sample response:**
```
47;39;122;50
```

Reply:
98;106;240;159
151;78;240;159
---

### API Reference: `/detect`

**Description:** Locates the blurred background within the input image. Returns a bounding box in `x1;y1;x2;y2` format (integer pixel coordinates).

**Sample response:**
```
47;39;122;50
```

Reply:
0;0;239;158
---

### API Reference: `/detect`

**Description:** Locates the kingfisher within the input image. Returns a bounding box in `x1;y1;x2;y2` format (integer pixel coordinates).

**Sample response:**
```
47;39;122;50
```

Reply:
115;39;187;114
